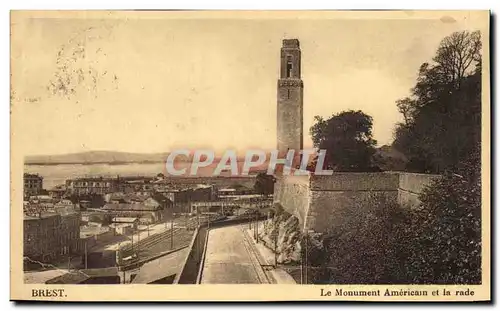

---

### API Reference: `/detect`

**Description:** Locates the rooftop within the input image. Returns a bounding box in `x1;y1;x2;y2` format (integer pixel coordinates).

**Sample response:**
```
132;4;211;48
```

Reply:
80;226;109;237
112;216;139;223
24;212;59;220
68;177;116;182
24;269;68;284
132;248;189;284
50;184;67;191
103;203;159;211
24;173;43;179
45;267;118;284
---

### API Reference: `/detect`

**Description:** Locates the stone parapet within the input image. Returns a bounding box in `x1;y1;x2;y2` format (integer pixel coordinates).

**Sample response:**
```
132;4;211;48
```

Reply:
274;172;440;233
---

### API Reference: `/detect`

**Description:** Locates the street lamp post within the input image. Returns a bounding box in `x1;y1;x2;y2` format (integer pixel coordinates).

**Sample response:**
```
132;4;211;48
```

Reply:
255;213;258;243
170;216;174;249
302;232;309;284
255;213;260;242
137;229;140;259
84;241;88;270
274;231;278;267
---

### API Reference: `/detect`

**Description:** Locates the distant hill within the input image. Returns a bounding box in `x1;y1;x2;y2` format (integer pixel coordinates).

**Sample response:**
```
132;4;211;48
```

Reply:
24;150;253;165
25;150;309;166
25;151;174;165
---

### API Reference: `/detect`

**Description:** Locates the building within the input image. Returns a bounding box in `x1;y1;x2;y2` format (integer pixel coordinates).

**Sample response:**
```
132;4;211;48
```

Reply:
277;39;303;156
65;177;119;195
24;173;43;198
28;194;53;204
218;184;255;197
165;184;218;204
24;212;61;263
24;207;81;266
102;203;165;224
55;199;79;211
110;219;138;235
120;180;155;194
146;193;174;209
48;184;67;200
104;192;173;211
59;211;82;255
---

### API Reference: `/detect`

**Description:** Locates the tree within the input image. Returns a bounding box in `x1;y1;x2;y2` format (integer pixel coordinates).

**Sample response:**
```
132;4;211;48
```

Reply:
309;110;378;172
393;30;482;173
390;30;482;284
396;97;417;125
253;173;275;196
433;30;481;88
401;146;481;284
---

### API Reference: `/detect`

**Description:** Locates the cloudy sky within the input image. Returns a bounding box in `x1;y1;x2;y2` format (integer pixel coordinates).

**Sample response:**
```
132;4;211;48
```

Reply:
11;11;487;156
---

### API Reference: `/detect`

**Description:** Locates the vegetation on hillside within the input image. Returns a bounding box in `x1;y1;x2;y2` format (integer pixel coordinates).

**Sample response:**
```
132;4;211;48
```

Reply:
393;30;481;174
301;30;483;284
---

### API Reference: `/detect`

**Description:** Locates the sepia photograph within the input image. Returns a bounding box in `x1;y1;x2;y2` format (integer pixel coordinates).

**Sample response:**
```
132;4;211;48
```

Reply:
10;10;490;301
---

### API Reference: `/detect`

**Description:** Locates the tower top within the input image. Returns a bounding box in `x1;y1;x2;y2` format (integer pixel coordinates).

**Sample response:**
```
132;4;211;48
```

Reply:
279;38;301;80
282;39;300;48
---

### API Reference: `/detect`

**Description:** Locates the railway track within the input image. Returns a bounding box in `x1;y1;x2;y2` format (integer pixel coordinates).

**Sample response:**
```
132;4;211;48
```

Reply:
120;215;224;266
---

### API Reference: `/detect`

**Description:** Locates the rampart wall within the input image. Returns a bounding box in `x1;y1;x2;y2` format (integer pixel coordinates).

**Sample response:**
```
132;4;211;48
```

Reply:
274;172;440;233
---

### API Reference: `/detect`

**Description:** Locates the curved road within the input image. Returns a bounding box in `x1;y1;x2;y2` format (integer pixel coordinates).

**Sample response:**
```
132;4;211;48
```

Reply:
200;225;269;284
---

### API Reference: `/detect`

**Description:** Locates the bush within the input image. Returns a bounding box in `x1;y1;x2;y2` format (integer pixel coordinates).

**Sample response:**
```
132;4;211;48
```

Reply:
304;177;481;285
305;193;410;284
306;170;481;284
403;171;481;284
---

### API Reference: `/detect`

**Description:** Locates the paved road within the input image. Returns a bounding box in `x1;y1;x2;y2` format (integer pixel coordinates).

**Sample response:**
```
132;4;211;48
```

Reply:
200;225;268;284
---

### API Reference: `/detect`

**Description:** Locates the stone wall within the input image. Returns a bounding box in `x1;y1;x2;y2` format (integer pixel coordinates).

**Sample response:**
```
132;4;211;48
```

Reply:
274;172;440;233
308;173;400;233
273;175;310;225
398;173;440;207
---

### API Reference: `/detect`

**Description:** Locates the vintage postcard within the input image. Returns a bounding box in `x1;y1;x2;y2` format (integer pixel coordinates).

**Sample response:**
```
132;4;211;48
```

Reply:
10;10;490;301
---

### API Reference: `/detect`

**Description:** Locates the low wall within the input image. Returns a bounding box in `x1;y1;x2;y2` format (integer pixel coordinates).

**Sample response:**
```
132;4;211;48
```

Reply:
309;173;400;232
309;173;400;191
398;173;440;207
275;172;439;233
174;227;207;284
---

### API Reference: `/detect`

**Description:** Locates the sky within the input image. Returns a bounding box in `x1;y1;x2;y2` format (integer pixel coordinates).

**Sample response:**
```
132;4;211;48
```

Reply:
11;11;486;156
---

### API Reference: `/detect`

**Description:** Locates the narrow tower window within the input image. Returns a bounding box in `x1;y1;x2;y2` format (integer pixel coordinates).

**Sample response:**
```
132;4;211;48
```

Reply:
286;56;293;78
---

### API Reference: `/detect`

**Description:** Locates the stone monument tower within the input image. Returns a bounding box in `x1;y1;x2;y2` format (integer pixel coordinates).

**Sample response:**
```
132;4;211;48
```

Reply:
277;39;303;155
